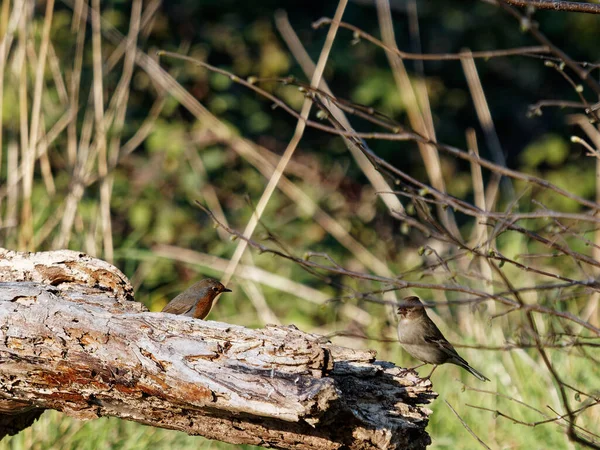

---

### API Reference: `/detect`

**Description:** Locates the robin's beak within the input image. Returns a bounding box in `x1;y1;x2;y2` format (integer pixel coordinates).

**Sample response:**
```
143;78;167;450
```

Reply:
222;287;232;293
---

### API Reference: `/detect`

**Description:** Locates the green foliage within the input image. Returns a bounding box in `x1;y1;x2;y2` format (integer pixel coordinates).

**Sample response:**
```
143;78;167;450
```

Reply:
146;121;187;158
0;411;260;450
520;134;569;168
352;70;404;114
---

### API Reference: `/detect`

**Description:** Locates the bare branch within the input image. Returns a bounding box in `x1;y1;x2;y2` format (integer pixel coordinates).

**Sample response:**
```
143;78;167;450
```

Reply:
499;0;600;15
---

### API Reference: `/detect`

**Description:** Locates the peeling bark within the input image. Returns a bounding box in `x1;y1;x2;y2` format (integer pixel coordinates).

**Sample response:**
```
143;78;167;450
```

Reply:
0;248;436;449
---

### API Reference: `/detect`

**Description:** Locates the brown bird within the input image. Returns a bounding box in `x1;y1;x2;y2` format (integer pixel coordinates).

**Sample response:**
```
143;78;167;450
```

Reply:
396;296;489;382
161;278;231;319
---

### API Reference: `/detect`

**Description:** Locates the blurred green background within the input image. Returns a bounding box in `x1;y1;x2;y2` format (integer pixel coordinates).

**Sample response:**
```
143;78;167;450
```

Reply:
0;0;598;448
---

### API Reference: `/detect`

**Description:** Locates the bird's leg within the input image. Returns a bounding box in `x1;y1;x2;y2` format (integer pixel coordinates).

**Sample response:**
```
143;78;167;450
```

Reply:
422;365;438;380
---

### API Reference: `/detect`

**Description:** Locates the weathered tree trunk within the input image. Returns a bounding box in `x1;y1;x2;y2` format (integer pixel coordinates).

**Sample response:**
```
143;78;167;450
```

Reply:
0;248;436;449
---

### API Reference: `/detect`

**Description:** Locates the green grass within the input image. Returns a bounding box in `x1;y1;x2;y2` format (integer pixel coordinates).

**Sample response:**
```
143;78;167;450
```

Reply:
390;343;599;449
0;411;259;450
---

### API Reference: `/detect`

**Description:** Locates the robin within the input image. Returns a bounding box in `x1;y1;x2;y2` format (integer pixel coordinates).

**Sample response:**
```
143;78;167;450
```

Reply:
396;296;489;381
161;278;232;319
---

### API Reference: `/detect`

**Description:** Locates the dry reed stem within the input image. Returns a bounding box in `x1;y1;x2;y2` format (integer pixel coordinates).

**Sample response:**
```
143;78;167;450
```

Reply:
221;0;349;285
376;0;459;240
91;0;112;261
274;10;405;216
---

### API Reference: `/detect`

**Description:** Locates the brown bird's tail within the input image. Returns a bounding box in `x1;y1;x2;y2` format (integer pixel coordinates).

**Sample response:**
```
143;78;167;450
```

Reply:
450;356;490;382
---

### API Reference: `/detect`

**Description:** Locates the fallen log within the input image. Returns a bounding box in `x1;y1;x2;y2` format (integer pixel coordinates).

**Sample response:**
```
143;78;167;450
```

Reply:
0;248;436;449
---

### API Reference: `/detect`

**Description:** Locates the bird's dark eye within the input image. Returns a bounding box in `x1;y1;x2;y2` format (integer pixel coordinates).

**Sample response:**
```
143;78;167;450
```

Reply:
213;286;219;291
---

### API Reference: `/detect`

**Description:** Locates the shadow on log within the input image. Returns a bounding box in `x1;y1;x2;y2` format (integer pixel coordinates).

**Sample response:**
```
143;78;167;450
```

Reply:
0;248;436;449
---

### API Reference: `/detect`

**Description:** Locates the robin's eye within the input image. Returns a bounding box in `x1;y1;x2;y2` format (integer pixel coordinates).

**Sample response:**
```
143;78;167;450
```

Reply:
212;286;219;291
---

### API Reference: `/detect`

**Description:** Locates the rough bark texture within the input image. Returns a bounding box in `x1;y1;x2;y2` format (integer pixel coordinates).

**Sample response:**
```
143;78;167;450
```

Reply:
0;248;436;449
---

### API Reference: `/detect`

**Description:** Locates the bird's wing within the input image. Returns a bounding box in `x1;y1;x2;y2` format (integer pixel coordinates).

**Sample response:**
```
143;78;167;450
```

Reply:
419;316;470;363
162;298;194;315
422;319;490;381
424;334;469;365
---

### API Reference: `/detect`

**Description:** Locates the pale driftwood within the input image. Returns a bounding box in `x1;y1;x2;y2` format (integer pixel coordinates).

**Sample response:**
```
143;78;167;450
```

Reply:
0;248;436;449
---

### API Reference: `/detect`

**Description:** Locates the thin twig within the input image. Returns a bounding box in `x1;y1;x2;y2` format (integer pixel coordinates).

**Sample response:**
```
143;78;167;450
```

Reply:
445;401;492;449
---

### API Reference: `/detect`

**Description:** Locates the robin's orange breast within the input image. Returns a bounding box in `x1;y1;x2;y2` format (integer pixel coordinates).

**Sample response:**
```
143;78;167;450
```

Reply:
193;298;213;319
